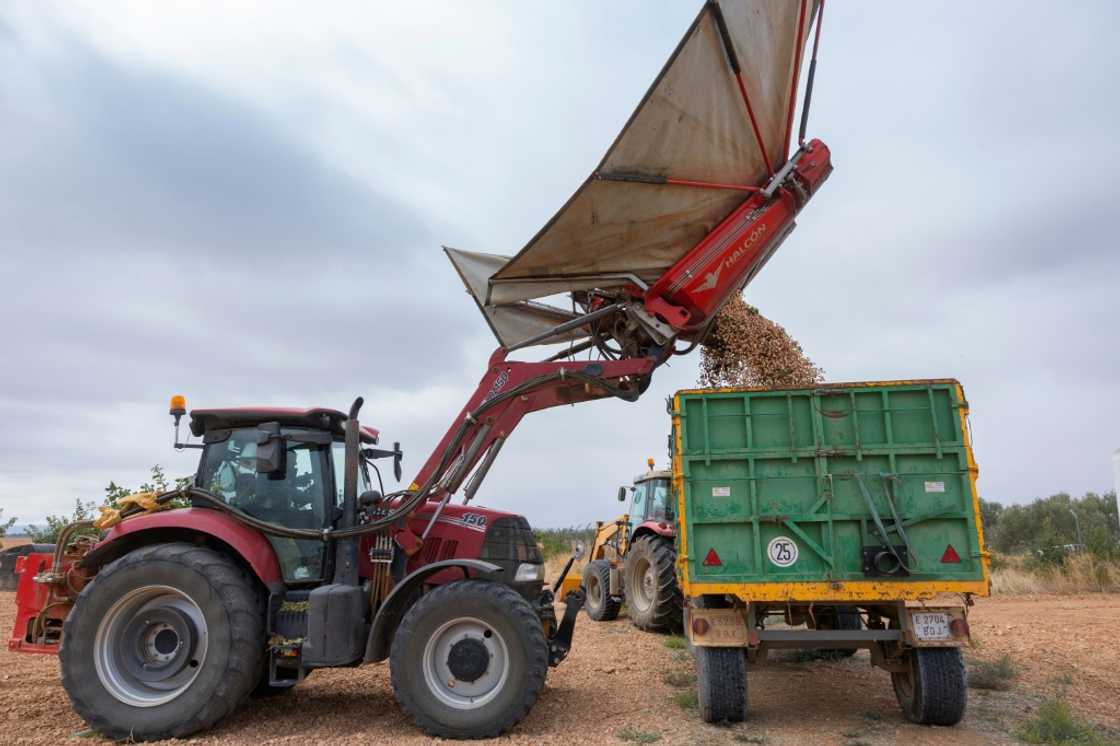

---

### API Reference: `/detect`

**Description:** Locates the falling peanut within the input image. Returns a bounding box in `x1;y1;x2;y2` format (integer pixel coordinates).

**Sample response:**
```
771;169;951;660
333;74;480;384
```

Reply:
698;295;824;388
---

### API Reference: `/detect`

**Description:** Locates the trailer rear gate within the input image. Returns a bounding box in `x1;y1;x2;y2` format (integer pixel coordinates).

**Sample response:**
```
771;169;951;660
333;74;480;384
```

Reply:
671;380;989;601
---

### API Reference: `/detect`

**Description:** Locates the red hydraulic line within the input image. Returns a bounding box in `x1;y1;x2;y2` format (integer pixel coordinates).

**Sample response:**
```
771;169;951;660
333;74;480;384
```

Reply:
782;0;810;156
665;177;763;193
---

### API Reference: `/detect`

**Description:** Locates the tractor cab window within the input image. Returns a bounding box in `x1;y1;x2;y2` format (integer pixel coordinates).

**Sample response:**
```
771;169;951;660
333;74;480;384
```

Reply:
646;479;672;522
629;481;647;518
197;427;330;582
330;441;371;507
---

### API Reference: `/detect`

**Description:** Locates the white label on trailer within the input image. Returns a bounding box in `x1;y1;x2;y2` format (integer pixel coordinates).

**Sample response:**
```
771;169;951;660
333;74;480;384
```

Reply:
767;536;798;568
712;486;731;497
924;481;946;493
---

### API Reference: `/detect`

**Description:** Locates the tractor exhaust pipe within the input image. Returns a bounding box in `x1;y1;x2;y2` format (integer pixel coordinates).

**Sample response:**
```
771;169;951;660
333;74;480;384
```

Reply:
333;397;363;587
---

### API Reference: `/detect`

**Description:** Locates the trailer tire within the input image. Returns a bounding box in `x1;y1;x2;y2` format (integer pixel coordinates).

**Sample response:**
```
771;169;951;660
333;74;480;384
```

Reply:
582;559;621;621
390;579;548;739
892;647;967;726
815;607;861;658
623;535;681;631
695;646;748;723
60;542;264;741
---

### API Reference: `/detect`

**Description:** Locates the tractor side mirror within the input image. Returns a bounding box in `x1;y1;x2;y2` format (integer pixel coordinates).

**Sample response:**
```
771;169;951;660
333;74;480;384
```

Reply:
572;542;585;559
617;486;627;502
256;422;286;475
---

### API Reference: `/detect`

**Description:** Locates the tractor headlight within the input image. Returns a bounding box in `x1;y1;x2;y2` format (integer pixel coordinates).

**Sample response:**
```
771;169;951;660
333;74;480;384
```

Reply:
514;562;544;582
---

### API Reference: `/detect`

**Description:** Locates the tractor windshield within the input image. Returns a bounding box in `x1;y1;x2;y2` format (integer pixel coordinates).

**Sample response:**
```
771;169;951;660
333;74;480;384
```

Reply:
645;479;672;522
196;427;330;582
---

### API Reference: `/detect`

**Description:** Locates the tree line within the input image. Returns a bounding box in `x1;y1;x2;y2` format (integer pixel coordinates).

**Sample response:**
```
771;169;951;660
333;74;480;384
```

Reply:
980;490;1119;564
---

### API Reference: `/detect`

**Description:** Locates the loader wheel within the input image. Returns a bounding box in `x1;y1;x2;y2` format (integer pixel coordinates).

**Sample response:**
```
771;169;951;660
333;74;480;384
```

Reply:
892;647;967;726
390;579;548;739
582;559;620;622
623;535;681;631
695;646;748;723
60;543;264;741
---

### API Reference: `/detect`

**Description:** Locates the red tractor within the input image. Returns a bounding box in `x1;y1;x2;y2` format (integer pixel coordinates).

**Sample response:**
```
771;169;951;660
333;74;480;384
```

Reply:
9;358;649;740
9;2;833;738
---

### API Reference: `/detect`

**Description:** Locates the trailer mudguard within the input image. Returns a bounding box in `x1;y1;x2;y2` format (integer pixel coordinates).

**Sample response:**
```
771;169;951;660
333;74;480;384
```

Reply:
363;559;502;663
80;508;283;586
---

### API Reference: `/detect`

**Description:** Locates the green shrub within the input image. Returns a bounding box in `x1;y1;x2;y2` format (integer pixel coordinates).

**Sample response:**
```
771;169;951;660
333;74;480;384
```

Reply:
968;654;1017;691
534;526;596;560
617;726;660;744
661;670;695;687
673;690;698;710
663;635;688;650
1017;698;1103;745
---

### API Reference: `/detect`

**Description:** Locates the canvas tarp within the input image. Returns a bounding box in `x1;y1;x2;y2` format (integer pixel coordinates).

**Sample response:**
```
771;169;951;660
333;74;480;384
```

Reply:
486;0;819;306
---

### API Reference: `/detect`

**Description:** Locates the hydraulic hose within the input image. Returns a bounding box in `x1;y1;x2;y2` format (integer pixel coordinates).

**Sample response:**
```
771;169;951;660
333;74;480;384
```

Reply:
131;366;646;543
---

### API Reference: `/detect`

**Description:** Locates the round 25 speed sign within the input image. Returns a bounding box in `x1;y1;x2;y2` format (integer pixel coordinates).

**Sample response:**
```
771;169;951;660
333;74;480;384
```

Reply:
767;536;798;568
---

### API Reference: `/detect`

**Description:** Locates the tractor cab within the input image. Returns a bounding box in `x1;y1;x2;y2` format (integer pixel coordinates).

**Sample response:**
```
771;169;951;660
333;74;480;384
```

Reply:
187;407;381;582
621;463;674;531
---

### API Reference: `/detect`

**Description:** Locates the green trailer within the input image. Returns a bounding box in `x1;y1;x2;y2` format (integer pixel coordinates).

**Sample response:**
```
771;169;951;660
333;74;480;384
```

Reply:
669;379;988;726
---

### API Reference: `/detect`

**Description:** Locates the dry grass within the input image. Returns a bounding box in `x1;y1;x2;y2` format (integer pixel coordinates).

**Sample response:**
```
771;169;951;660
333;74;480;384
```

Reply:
990;553;1120;595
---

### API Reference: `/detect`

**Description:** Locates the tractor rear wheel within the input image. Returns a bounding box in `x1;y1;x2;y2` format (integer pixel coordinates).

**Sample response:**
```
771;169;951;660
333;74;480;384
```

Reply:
695;646;748;723
389;579;548;739
582;559;621;622
892;647;967;726
623;535;681;631
59;543;264;741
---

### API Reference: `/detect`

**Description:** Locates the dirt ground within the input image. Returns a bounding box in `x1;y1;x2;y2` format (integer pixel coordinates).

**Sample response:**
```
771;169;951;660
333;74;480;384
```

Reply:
1;591;1117;745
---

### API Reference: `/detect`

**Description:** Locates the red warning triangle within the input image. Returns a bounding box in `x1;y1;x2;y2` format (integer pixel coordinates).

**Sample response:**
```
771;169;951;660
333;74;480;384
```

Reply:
703;548;722;567
940;544;961;563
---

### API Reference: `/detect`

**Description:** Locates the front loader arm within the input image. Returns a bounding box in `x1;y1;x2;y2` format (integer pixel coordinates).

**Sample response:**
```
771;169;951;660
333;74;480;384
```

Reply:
393;349;658;554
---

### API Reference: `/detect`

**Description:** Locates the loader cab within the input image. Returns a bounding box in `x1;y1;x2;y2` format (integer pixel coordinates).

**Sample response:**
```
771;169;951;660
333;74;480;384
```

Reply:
189;408;376;583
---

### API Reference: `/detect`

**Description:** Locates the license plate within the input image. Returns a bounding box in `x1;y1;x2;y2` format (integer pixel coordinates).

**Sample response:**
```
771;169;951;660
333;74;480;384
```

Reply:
912;612;951;640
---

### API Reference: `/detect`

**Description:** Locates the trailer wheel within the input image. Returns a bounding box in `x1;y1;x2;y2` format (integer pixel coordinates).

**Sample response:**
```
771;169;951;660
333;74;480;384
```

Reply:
582;559;620;621
892;647;967;726
695;646;748;723
60;542;264;741
814;607;861;658
390;579;548;739
623;535;681;631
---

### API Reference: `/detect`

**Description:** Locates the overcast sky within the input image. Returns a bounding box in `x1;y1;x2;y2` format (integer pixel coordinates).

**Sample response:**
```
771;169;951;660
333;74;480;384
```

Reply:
2;1;1117;529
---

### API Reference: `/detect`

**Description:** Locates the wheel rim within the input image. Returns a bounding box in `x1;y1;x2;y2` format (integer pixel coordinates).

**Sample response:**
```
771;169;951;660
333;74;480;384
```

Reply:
421;616;510;710
630;557;654;612
93;585;208;707
586;574;602;609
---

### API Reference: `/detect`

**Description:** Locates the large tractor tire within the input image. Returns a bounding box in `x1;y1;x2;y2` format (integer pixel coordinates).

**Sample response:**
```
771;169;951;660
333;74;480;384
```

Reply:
582;559;621;622
623;535;681;631
695;646;748;723
389;579;549;739
60;542;265;741
892;647;967;726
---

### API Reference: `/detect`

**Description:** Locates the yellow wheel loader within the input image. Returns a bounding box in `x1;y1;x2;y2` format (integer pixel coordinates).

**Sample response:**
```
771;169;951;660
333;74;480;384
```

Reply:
565;460;682;631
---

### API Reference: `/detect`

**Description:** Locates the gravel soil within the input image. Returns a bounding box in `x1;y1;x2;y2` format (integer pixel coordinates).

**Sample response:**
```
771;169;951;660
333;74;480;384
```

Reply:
2;591;1117;745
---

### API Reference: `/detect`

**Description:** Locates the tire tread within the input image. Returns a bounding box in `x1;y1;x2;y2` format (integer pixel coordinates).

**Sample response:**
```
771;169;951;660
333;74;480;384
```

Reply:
60;542;264;741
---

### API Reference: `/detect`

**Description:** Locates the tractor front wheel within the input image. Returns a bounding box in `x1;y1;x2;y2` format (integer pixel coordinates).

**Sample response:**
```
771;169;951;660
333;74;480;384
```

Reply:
623;535;681;631
582;559;621;621
389;579;548;739
59;543;264;741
